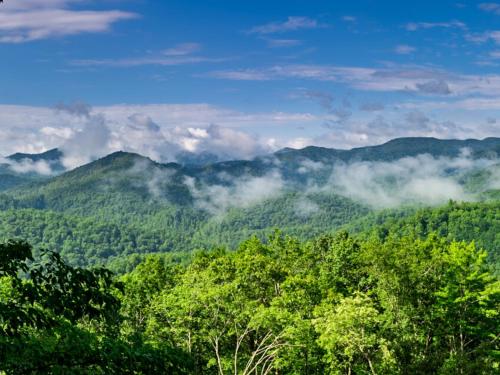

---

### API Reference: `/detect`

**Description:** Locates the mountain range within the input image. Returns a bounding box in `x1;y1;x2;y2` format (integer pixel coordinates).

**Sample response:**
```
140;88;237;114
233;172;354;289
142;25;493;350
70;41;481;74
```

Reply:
0;136;499;270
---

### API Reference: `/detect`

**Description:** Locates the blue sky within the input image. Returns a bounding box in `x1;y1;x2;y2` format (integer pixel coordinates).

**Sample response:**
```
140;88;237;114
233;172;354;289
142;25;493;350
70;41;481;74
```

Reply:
0;0;499;164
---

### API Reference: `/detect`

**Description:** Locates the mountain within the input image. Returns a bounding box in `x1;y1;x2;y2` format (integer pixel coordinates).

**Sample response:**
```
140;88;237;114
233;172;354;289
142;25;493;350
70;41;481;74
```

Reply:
7;148;65;173
0;148;65;192
7;148;63;164
344;200;500;274
0;137;499;268
274;137;500;163
0;170;34;191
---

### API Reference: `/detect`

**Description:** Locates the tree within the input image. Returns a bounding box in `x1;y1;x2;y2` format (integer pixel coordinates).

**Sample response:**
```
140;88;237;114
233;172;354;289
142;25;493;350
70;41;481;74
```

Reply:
315;292;396;375
0;240;192;374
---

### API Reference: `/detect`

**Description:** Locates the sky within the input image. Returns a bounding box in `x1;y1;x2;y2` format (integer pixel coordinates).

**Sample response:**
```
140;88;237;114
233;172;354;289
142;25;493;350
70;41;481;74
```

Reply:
1;0;500;165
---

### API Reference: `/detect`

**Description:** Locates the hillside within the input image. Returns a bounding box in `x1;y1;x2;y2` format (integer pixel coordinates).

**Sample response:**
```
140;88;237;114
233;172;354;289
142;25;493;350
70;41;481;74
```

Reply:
274;136;500;163
0;137;499;268
345;200;500;273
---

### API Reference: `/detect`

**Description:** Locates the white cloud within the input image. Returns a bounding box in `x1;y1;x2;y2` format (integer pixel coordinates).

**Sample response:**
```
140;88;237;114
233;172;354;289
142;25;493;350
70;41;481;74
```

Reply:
465;30;500;44
208;69;275;81
0;102;497;170
60;114;112;169
265;38;302;48
309;110;496;150
342;16;357;22
208;63;500;97
72;55;221;67
298;159;325;174
0;104;321;167
1;158;54;175
294;196;320;217
327;153;498;208
405;20;467;31
394;45;416;54
286;137;315;149
55;100;91;117
478;3;500;14
0;0;137;43
247;16;322;34
185;171;285;214
96;103;318;129
402;97;500;110
163;43;201;56
70;42;224;67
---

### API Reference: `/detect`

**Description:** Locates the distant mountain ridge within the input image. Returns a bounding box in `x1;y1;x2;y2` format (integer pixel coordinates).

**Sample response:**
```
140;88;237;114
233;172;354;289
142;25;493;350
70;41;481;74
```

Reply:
6;148;66;174
5;136;500;209
6;136;500;169
2;136;499;194
7;148;63;163
275;137;500;162
0;136;499;267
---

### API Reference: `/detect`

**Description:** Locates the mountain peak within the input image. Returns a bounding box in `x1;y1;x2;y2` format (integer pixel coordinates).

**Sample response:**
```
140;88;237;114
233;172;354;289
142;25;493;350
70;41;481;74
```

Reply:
7;148;63;162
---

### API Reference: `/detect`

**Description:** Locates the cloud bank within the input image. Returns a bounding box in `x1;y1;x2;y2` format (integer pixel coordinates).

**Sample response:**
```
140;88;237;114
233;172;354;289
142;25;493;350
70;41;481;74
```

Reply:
1;157;54;176
185;171;285;215
1;102;498;171
326;152;499;208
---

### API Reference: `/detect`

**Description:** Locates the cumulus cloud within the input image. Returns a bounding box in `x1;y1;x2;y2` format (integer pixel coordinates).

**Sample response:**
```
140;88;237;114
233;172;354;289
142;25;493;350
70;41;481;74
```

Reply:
0;101;498;171
60;113;112;169
55;101;91;117
0;0;137;43
178;124;270;160
0;103;300;169
308;108;497;150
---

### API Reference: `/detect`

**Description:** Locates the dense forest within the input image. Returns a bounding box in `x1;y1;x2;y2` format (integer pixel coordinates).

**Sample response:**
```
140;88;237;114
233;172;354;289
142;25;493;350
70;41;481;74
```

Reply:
1;229;498;374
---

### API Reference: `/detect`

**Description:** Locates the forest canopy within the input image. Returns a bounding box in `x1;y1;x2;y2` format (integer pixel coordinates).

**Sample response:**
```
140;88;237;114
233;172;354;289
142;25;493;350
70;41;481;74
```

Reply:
1;230;498;374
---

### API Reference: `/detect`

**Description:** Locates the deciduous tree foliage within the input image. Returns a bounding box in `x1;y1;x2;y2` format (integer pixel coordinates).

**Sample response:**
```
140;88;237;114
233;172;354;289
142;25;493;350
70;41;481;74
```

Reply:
0;240;192;374
1;228;498;374
120;231;499;374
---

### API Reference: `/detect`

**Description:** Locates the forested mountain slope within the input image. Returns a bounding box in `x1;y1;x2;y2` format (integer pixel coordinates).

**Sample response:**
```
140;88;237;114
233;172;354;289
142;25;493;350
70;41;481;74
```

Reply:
346;200;500;272
0;137;498;268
